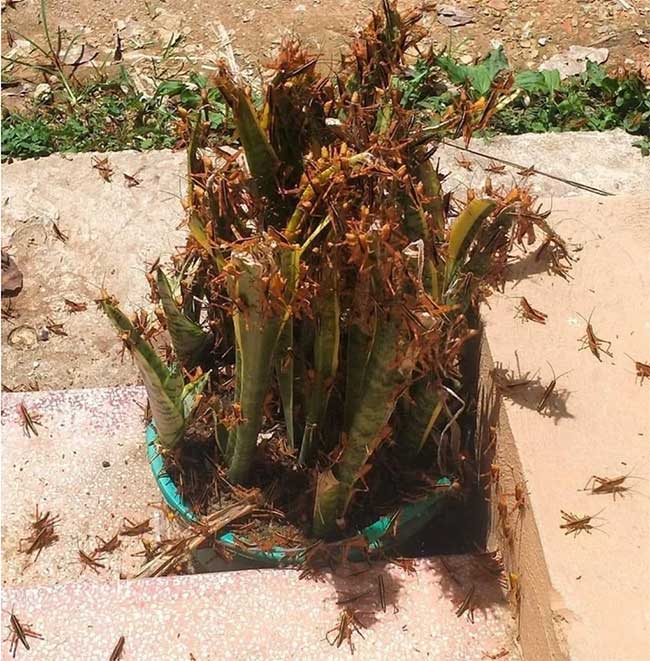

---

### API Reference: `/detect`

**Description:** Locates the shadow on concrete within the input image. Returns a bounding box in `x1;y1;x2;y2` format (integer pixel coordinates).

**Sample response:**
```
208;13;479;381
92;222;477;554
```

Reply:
505;248;559;285
428;553;510;621
490;361;574;424
314;560;407;632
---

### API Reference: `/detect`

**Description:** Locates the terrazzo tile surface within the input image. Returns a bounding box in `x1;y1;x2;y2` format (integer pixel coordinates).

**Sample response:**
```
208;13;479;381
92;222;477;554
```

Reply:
1;386;163;587
2;556;519;660
1;386;519;659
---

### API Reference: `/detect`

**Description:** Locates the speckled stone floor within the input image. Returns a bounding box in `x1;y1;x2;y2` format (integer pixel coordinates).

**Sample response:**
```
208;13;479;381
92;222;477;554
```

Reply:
1;387;519;660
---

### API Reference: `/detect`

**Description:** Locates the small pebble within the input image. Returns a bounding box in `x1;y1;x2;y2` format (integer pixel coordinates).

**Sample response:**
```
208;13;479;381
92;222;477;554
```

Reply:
102;460;111;468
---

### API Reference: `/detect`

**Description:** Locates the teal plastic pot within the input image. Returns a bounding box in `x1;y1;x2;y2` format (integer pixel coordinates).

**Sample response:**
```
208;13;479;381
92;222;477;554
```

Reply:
146;424;454;567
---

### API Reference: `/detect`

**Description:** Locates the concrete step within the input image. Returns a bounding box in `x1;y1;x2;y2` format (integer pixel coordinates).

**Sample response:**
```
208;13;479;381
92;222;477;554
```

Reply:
1;387;518;660
1;387;160;588
480;192;650;661
1;556;518;661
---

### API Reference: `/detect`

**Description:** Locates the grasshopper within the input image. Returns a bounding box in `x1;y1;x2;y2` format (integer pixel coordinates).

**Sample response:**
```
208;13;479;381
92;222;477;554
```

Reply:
625;354;650;385
326;608;365;653
485;162;506;175
92;156;114;182
95;533;121;554
577;311;612;362
20;506;60;561
582;468;640;500
560;509;604;537
536;363;570;414
64;298;87;313
517;165;536;178
516;297;547;324
5;610;43;657
18;403;42;438
123;171;142;187
78;549;106;574
120;517;152;536
455;583;476;623
45;317;67;336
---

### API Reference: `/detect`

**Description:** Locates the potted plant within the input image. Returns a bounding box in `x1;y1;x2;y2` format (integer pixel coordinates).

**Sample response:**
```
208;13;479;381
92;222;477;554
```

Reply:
100;2;561;569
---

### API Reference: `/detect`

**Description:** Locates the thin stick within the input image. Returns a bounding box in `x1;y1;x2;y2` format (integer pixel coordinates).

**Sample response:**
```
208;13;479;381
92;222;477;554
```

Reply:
437;140;613;196
377;575;387;612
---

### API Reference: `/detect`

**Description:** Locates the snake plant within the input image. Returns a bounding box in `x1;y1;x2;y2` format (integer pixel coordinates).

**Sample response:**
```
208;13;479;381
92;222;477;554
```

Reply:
101;2;560;539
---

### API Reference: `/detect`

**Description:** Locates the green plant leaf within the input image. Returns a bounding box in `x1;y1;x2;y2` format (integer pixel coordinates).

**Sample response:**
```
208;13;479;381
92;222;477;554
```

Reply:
542;69;561;94
397;378;443;457
225;249;287;483
100;298;185;449
275;247;301;449
436;47;509;97
181;371;211;419
299;270;340;465
156;268;212;367
314;314;412;536
216;73;280;206
445;198;497;287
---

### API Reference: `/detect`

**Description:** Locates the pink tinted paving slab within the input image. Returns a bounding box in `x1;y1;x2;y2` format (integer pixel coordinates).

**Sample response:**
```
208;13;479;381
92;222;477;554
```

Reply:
2;557;518;661
1;386;161;587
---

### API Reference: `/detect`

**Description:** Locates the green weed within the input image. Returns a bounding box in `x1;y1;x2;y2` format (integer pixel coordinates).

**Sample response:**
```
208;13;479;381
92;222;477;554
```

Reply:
1;72;229;160
400;49;650;153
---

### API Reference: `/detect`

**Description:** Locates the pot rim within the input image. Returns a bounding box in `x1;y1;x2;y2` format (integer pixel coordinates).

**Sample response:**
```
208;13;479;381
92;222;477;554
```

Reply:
146;424;453;566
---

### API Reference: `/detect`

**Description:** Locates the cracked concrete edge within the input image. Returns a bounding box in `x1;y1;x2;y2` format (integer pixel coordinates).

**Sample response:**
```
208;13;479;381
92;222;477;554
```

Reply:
478;339;569;661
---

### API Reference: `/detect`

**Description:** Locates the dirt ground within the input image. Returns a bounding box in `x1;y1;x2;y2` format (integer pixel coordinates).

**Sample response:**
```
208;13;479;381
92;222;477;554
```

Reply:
3;0;650;84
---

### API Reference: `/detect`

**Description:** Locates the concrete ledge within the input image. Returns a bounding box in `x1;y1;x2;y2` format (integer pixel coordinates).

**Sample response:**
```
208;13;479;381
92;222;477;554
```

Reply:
3;131;648;390
2;556;517;660
479;193;650;661
438;129;650;198
2;150;186;390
